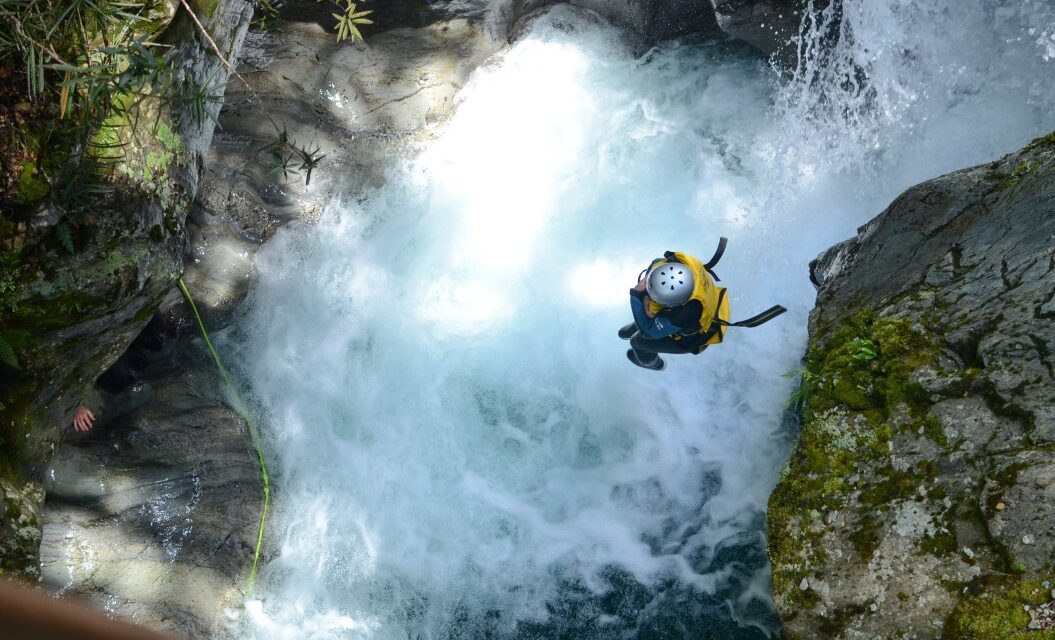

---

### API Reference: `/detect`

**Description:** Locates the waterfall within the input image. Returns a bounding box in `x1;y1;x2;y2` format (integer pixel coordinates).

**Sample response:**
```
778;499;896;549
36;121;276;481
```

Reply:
229;2;1055;638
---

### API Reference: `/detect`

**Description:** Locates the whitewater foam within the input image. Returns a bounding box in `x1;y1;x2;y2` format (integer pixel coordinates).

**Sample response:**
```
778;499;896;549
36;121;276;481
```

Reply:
228;2;1055;638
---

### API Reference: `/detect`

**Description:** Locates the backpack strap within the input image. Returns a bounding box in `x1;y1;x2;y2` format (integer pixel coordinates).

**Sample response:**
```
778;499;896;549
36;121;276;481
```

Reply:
716;304;787;328
688;288;729;354
703;237;727;281
710;288;728;341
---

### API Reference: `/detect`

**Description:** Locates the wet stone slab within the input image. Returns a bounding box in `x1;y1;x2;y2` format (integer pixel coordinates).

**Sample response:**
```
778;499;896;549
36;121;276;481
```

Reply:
40;364;263;639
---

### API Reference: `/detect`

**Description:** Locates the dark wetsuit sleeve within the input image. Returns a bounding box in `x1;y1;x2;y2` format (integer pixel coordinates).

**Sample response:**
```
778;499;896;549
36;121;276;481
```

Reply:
630;291;686;339
666;299;704;330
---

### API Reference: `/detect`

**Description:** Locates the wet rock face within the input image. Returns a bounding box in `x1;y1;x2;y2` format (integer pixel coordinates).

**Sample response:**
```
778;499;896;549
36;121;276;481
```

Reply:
0;479;43;580
0;0;253;578
39;323;262;638
187;0;502;325
709;0;806;61
770;134;1055;638
491;0;722;47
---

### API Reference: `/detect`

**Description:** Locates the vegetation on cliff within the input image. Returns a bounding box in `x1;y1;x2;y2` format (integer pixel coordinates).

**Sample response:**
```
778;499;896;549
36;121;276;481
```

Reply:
0;0;242;580
771;311;937;612
770;133;1055;638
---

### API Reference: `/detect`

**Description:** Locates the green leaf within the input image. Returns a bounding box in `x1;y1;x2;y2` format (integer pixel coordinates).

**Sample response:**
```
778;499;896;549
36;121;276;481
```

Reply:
329;2;372;43
0;334;20;370
56;222;75;254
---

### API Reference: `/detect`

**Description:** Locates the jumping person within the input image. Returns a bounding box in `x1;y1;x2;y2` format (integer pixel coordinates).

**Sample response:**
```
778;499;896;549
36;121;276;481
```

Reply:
620;238;786;370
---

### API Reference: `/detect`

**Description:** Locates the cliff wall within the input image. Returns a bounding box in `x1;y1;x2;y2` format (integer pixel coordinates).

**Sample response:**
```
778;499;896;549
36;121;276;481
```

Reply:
769;133;1055;638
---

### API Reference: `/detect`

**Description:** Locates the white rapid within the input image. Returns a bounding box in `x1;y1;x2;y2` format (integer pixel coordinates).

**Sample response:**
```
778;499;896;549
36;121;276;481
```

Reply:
229;2;1055;638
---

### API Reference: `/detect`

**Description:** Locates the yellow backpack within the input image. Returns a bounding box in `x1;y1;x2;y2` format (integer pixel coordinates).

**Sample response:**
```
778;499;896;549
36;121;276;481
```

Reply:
645;238;786;354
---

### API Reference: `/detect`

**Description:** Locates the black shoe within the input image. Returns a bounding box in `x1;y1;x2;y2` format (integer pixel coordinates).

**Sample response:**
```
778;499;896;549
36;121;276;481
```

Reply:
618;323;637;340
627;349;665;371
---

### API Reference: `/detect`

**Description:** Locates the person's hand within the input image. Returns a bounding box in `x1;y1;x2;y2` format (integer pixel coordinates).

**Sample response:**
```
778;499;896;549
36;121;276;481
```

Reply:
634;272;647;292
644;296;657;318
72;405;95;432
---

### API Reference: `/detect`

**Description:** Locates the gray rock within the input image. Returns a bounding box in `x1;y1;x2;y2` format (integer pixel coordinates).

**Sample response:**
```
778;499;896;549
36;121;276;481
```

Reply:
709;0;807;61
489;0;722;48
930;397;1025;454
188;8;500;326
809;144;1055;445
775;133;1055;637
0;0;253;591
40;356;263;638
982;450;1055;574
0;480;44;580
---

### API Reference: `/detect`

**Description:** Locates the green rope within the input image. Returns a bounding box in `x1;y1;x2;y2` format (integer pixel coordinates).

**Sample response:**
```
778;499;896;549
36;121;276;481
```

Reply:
177;277;271;598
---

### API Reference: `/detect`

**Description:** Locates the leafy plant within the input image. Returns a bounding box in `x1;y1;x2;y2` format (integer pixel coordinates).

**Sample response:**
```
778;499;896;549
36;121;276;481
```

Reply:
2;0;166;107
1;0;182;252
848;337;877;361
51;157;115;214
324;0;373;44
261;128;326;185
784;364;820;409
295;143;325;185
0;330;29;369
267;149;299;180
181;70;226;127
54;222;74;254
247;1;374;185
252;0;282;31
0;336;18;369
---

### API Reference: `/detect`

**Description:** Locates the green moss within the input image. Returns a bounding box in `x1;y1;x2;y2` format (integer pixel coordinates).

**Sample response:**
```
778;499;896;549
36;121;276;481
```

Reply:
89;96;131;163
1023;130;1055;153
0;242;150;342
993;462;1028;489
849;511;881;558
144;151;164;182
154;121;183;154
859;466;919;507
15;163;49;205
984;461;1029;521
945;577;1055;640
819;604;867;638
990;160;1040;191
5;497;21;521
132;303;158;323
920;501;958;557
10;124;76;210
922;414;949;448
190;0;220;19
770;312;941;599
920;528;958;556
88;95;184;191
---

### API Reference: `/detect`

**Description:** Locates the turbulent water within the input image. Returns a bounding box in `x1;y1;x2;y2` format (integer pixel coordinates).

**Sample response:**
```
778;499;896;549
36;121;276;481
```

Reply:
229;2;1055;638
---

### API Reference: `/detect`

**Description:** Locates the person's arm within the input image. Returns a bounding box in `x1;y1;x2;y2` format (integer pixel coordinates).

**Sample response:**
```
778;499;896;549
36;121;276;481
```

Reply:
629;289;684;339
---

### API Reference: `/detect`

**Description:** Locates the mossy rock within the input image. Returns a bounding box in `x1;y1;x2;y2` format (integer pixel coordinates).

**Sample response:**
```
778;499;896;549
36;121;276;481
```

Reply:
769;311;939;603
945;576;1055;639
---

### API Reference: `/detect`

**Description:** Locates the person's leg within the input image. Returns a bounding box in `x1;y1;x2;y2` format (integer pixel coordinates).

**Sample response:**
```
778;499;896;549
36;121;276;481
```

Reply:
618;323;637;340
628;334;690;370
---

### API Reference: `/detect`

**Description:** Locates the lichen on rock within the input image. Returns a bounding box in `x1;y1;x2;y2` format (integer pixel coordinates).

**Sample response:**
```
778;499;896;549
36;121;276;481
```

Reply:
770;131;1055;638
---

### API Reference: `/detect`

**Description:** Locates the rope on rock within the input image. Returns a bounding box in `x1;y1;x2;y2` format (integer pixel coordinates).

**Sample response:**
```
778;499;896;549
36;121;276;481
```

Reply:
177;276;270;598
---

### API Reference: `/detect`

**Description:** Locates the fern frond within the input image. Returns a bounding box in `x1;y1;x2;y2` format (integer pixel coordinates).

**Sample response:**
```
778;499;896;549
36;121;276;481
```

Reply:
56;222;75;254
0;334;20;370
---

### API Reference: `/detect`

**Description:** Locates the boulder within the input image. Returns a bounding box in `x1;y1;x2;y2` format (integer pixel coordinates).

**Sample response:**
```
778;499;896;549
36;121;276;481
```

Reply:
710;0;807;61
769;132;1055;638
39;351;262;637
